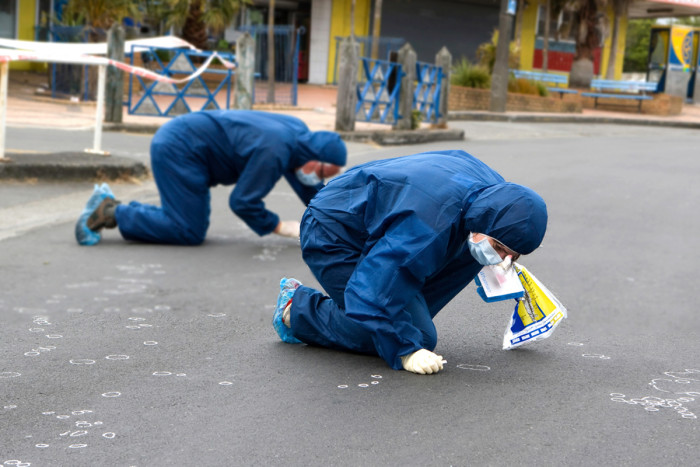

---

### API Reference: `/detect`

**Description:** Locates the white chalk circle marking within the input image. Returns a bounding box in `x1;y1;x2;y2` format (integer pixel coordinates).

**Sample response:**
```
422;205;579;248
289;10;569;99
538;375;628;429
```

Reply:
0;372;21;378
68;444;87;448
144;341;158;346
219;381;233;386
153;371;172;376
102;432;116;439
35;444;49;448
208;313;226;318
582;354;611;359
101;392;121;398
337;385;348;389
105;355;129;360
69;359;96;365
456;364;491;371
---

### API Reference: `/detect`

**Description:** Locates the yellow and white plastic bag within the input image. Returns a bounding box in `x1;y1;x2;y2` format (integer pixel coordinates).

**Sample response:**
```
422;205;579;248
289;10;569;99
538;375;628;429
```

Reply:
502;263;567;350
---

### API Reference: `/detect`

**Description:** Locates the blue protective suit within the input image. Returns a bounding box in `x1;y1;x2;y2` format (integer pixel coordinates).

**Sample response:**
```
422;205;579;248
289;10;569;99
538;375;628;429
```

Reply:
114;110;347;245
290;150;548;369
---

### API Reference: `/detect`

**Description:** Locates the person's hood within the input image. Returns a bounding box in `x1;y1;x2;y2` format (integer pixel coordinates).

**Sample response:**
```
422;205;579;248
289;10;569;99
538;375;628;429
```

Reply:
464;183;548;255
296;131;347;166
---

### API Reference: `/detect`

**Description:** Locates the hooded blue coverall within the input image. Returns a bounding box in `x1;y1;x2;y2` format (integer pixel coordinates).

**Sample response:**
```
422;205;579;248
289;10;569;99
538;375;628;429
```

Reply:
287;150;548;370
114;110;347;245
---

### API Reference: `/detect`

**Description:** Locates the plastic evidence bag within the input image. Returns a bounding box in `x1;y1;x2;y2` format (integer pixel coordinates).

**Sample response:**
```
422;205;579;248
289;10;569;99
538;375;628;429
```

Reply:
474;263;525;302
502;263;567;350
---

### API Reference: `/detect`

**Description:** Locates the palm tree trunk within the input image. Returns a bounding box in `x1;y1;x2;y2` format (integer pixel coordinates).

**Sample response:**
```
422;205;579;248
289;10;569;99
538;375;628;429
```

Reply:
267;0;276;104
570;0;603;88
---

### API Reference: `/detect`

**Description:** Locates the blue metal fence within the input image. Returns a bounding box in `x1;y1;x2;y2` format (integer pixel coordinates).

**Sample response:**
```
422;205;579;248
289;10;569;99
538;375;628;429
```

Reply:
333;36;405;84
355;57;403;124
414;60;443;123
126;47;235;117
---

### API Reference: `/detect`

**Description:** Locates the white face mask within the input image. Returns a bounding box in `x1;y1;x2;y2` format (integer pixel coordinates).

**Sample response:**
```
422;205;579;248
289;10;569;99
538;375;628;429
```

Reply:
468;233;503;266
295;168;323;186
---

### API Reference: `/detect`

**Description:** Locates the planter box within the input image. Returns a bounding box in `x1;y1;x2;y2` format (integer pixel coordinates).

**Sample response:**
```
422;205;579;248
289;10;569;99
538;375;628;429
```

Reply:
580;92;683;116
449;85;582;113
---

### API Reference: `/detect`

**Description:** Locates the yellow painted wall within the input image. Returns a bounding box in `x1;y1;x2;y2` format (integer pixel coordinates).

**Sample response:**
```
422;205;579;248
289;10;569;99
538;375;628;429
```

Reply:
10;0;41;71
519;0;538;72
326;0;371;83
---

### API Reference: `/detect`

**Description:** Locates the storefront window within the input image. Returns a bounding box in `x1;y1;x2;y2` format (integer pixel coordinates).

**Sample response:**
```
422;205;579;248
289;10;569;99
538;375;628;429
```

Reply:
536;5;576;42
0;0;17;39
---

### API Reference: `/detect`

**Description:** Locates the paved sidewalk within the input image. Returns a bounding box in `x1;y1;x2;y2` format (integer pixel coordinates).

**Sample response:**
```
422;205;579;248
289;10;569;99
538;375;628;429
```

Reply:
8;70;700;132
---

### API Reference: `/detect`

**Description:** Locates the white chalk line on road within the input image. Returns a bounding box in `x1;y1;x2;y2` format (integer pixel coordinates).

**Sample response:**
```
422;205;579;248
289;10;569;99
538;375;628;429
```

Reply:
0;181;157;242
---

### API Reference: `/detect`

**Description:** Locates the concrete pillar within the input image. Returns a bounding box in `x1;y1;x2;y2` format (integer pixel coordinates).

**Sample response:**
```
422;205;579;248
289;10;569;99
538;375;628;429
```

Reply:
335;36;359;132
394;42;416;130
435;46;452;128
235;33;255;110
105;23;125;123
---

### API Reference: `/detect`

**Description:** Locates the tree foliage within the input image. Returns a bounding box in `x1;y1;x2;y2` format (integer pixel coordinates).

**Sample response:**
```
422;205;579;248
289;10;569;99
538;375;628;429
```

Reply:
61;0;141;30
623;18;655;72
164;0;250;49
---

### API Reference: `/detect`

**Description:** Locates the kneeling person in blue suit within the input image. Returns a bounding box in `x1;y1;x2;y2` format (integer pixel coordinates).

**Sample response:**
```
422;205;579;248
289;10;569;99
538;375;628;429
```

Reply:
75;110;347;246
272;150;548;375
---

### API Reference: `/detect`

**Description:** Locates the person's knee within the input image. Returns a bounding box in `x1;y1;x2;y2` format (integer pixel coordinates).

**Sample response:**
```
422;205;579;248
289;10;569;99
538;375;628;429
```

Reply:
181;228;206;245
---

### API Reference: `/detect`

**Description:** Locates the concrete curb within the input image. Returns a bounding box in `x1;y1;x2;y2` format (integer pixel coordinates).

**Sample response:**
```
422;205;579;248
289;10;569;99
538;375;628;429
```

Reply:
448;110;700;129
0;152;149;181
104;122;466;145
337;128;465;145
104;122;163;134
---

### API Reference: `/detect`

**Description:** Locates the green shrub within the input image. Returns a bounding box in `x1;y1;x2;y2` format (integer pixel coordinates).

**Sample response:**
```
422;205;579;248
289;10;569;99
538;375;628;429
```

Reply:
411;109;423;129
476;30;520;74
451;58;491;89
507;76;549;97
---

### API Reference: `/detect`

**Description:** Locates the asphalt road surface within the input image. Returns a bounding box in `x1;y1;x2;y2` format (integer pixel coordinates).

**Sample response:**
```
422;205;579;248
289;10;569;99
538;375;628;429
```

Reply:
1;122;699;466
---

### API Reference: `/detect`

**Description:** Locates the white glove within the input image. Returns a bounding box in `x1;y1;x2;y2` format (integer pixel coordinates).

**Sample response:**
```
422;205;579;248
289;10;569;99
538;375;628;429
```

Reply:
274;220;300;238
400;349;445;375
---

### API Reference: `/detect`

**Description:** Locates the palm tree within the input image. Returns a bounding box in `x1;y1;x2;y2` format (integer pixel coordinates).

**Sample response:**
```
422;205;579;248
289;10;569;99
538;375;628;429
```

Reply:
61;0;141;33
166;0;249;50
568;0;609;87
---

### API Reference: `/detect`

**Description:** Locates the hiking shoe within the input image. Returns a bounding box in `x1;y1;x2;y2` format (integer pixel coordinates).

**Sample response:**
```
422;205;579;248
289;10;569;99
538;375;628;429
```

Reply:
86;197;120;231
75;183;115;246
272;277;303;344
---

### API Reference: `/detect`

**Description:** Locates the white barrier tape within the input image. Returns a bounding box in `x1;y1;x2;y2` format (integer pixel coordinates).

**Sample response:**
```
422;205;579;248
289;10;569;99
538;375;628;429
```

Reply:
0;36;199;55
0;48;235;84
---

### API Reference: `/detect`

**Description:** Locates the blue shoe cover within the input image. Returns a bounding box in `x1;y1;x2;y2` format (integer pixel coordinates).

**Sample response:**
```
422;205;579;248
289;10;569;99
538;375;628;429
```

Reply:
273;277;303;344
75;183;115;246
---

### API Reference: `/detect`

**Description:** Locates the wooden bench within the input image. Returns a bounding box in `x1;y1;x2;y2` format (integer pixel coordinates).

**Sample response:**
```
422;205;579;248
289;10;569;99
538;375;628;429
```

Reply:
509;70;578;98
580;79;658;112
